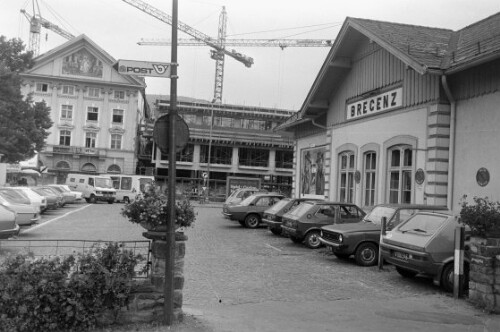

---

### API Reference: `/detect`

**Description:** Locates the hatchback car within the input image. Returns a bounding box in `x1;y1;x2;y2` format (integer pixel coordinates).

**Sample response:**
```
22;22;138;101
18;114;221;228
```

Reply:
318;204;448;266
380;211;468;292
0;203;20;239
0;194;40;226
36;186;65;207
263;198;324;236
31;187;61;210
47;185;77;204
223;187;267;208
223;192;285;228
281;201;366;249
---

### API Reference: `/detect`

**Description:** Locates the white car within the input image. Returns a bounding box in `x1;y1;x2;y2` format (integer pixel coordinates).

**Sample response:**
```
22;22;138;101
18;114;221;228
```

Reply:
0;194;40;226
51;184;84;202
10;187;48;213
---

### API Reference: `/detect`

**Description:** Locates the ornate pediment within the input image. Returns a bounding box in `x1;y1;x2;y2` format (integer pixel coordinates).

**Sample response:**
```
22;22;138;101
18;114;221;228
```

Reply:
62;48;103;78
83;124;101;132
109;126;126;134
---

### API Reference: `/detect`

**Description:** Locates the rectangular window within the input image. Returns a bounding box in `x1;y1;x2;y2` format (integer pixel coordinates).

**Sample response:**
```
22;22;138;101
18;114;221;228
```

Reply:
112;109;124;124
62;85;75;95
87;107;98;121
114;90;125;100
60;104;73;120
85;132;97;148
388;146;413;204
276;150;293;168
339;151;355;203
111;134;122;149
36;83;49;92
59;130;71;146
88;87;100;98
199;145;232;164
239;148;269;167
364;152;376;206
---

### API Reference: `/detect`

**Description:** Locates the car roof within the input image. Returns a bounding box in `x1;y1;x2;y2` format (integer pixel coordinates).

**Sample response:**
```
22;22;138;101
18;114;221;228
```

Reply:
306;200;359;206
370;204;448;211
251;192;283;197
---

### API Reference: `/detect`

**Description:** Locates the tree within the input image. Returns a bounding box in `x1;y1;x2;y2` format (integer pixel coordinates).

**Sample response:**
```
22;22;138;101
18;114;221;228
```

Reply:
0;36;52;163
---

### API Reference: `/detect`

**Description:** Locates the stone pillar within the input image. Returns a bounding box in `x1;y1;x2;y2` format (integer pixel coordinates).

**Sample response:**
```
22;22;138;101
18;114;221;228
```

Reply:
117;231;187;325
468;237;500;313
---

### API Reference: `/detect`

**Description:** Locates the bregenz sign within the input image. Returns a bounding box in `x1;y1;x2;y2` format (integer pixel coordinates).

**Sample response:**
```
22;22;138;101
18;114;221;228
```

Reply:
346;87;403;120
114;59;173;78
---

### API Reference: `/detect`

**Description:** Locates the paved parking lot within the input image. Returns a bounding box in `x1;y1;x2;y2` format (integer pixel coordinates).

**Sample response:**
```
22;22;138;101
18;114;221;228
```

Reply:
6;202;500;331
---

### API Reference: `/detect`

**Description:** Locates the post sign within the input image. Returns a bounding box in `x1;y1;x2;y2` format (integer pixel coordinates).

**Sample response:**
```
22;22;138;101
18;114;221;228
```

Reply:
114;59;173;78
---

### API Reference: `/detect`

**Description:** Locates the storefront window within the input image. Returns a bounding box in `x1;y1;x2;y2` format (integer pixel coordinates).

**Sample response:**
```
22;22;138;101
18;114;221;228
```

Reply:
388;145;413;204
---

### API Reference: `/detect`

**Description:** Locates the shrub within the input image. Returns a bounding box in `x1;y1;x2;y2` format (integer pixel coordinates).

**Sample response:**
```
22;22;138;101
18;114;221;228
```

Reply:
0;242;144;332
459;195;500;238
121;185;196;230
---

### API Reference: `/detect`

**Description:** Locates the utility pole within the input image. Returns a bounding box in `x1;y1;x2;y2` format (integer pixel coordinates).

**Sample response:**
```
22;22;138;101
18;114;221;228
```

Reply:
165;0;178;325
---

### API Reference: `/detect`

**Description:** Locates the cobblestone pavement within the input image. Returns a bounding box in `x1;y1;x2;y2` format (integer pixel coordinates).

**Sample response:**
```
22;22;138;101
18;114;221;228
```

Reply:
182;205;500;332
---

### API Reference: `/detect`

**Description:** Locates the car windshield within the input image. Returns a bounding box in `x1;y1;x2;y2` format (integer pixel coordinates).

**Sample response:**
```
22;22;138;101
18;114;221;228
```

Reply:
287;202;316;218
398;214;448;235
0;190;29;204
266;198;291;213
95;178;113;189
362;206;397;225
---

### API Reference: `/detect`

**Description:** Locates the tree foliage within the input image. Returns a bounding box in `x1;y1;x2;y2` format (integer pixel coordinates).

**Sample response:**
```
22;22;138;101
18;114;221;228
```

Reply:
0;36;52;163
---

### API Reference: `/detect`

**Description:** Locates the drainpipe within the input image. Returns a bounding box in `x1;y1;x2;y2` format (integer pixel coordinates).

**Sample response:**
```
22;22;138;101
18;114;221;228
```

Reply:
311;118;327;130
441;75;456;211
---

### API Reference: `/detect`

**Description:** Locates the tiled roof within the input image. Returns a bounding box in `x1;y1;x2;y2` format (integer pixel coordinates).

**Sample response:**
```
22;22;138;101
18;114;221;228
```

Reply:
349;18;453;69
449;12;500;70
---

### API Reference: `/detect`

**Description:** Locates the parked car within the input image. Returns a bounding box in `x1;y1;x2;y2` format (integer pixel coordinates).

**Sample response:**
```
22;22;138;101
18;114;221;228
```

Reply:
8;187;48;213
0;187;31;205
319;204;448;266
0;203;20;239
37;186;66;207
223;192;285;228
223;187;267;208
31;187;61;210
57;184;84;202
0;194;40;226
281;201;366;249
263;198;324;236
380;211;469;292
47;184;77;204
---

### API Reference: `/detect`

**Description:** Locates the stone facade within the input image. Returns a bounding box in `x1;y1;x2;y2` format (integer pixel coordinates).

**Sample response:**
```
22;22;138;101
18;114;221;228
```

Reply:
468;237;500;313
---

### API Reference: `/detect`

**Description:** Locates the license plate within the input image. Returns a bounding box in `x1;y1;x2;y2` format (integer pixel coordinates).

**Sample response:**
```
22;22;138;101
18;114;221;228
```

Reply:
394;251;409;260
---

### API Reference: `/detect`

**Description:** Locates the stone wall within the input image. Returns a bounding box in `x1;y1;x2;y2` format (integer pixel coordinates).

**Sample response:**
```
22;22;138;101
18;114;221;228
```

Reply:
100;232;187;325
468;237;500;313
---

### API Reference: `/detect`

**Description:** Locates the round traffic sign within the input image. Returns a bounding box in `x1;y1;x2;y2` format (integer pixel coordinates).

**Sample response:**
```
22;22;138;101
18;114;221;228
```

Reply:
153;113;189;153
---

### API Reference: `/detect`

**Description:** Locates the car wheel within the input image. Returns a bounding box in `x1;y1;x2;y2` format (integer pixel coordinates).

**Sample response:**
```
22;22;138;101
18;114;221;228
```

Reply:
334;252;351;260
355;242;378;266
396;266;418;278
89;195;97;204
270;228;282;236
244;214;260;229
304;230;322;249
290;236;303;244
441;263;454;293
123;197;130;204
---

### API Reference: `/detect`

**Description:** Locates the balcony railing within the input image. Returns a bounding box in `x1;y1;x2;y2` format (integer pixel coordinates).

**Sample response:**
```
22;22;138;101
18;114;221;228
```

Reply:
51;145;100;156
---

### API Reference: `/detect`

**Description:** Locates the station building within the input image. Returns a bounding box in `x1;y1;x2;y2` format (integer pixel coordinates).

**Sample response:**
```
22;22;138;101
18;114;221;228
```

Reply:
277;12;500;214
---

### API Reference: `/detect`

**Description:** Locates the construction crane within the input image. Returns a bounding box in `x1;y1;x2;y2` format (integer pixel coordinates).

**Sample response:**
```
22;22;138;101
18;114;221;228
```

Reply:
138;38;333;49
20;0;74;56
121;0;253;103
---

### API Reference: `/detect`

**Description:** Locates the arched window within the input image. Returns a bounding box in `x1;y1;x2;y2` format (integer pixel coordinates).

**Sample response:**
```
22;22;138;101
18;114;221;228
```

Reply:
107;164;121;174
55;160;70;169
81;163;97;173
338;151;356;203
387;145;413;204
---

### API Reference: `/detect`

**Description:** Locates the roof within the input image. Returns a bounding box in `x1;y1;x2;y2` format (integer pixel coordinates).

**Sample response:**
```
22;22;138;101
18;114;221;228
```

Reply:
281;12;500;131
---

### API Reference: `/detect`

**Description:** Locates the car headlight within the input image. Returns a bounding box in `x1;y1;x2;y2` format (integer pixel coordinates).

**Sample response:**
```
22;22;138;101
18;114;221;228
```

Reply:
338;234;343;243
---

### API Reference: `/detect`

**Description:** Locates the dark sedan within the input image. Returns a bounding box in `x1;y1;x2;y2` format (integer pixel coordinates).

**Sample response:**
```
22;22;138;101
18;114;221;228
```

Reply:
263;197;324;236
281;201;366;249
222;192;285;228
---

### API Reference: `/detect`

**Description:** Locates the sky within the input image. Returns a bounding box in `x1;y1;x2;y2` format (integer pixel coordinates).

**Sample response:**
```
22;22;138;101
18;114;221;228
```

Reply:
2;0;500;110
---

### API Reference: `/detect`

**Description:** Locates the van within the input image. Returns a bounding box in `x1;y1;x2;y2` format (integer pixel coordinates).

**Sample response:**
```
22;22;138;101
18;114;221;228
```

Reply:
109;175;155;203
66;173;116;204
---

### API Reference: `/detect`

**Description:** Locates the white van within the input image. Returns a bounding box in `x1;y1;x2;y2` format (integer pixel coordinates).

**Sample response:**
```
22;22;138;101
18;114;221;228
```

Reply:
109;175;155;203
66;173;116;204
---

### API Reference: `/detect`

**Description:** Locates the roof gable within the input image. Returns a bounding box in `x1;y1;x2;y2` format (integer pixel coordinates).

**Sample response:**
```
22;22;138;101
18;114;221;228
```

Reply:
23;34;145;88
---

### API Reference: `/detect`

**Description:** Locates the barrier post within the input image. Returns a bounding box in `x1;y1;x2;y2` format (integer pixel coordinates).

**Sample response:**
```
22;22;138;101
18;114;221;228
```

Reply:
453;224;465;298
378;217;387;270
